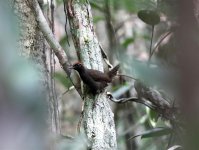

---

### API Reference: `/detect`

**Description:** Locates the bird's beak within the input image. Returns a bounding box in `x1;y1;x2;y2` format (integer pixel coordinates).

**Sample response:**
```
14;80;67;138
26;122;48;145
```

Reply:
68;65;74;69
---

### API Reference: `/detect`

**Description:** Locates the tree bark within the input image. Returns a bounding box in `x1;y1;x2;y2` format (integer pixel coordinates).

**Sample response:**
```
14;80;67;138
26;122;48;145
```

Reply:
67;0;117;149
12;0;60;133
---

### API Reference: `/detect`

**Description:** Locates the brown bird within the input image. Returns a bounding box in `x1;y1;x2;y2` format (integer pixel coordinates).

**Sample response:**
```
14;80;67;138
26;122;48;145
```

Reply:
70;62;119;94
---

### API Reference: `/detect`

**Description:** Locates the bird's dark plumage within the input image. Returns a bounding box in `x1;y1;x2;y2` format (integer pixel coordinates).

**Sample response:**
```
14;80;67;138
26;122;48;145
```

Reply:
70;62;119;94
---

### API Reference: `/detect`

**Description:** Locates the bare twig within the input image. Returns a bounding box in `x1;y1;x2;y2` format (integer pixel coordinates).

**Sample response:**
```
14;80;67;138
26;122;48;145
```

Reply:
117;74;138;80
59;134;74;140
104;0;117;62
30;0;69;69
99;44;113;69
148;25;155;62
107;93;156;110
77;110;83;134
62;86;75;95
107;80;178;122
49;0;60;132
149;31;172;60
63;0;70;46
30;0;82;96
134;81;178;121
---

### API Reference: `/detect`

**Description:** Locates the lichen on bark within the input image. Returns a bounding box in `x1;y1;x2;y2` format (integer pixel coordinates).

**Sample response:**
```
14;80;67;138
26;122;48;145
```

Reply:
12;0;60;133
67;0;117;149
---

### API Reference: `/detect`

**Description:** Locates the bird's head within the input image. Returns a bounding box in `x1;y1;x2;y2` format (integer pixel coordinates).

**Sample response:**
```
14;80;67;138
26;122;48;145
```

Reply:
70;62;84;72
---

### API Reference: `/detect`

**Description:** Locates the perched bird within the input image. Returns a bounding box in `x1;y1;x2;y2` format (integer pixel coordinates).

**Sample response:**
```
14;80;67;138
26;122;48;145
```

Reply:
70;62;119;94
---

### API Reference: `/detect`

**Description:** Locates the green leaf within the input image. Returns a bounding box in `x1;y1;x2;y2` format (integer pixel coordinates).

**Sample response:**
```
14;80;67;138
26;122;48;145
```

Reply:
113;0;157;13
93;16;104;23
56;0;63;6
129;127;172;140
54;72;72;88
122;38;135;48
149;109;159;123
90;1;104;11
141;127;172;139
138;10;160;26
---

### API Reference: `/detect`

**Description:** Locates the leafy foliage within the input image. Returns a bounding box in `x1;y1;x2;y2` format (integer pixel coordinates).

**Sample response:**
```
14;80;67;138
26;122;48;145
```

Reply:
129;127;172;140
122;38;135;48
138;10;160;26
54;72;72;88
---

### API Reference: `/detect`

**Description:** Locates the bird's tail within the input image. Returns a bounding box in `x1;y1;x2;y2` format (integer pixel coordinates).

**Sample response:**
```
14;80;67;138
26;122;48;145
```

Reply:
108;64;120;78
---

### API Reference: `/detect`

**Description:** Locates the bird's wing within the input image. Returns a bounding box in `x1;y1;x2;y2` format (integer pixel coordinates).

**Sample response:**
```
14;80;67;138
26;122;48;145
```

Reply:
87;69;111;82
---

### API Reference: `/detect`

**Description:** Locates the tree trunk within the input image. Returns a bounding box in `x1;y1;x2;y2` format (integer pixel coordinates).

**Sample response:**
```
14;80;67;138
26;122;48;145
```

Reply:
12;0;60;133
67;0;117;149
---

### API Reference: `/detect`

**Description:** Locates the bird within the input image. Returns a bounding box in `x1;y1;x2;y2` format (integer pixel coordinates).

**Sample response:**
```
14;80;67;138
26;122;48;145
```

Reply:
70;62;120;94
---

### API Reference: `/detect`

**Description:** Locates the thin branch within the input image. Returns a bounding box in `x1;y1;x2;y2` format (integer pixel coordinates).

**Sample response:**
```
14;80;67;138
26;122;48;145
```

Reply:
31;0;68;66
117;74;138;80
107;93;156;110
50;0;55;33
49;0;59;133
149;31;172;60
148;25;155;62
134;81;178;122
30;0;82;96
104;0;117;62
99;44;113;69
59;134;74;140
63;0;70;46
62;86;75;95
77;110;83;134
108;80;178;122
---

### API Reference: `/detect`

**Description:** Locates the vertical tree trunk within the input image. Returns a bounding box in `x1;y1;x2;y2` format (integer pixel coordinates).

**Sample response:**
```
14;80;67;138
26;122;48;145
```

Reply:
177;0;199;149
67;0;117;149
12;0;60;133
104;0;117;63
